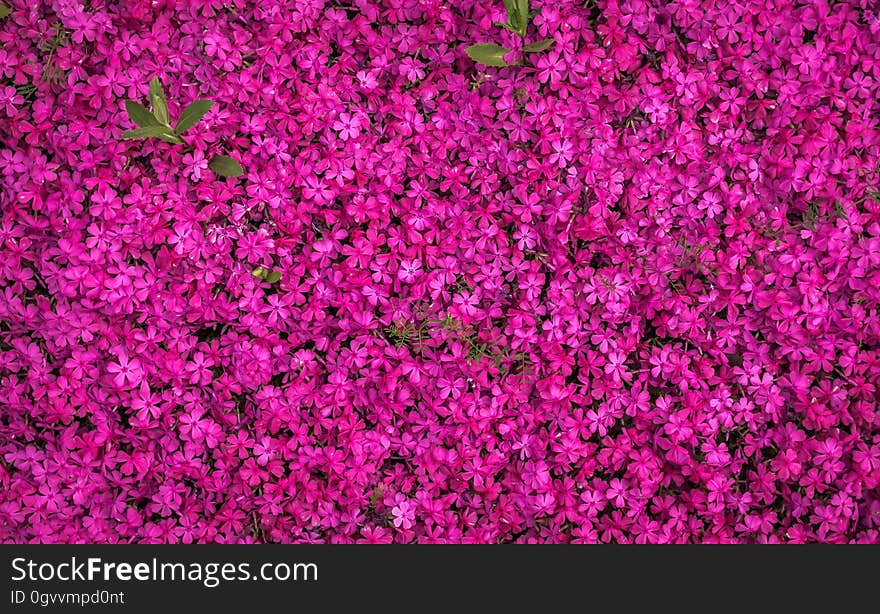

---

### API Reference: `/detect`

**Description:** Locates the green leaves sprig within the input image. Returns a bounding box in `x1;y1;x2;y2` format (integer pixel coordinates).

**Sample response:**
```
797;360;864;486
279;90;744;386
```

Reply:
0;4;12;19
39;22;70;85
122;77;213;145
122;77;244;177
465;0;554;67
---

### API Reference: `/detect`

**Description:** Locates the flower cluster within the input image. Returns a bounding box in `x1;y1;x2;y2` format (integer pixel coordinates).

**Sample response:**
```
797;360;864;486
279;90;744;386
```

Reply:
1;0;880;543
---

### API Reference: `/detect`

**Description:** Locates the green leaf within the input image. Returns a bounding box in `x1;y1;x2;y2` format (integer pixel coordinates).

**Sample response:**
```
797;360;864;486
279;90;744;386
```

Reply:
465;44;511;67
125;100;160;128
121;126;178;141
501;0;518;27
155;133;186;145
523;38;554;53
209;154;244;177
149;76;169;125
516;0;530;33
252;268;281;283
0;4;12;19
494;21;521;35
174;99;214;134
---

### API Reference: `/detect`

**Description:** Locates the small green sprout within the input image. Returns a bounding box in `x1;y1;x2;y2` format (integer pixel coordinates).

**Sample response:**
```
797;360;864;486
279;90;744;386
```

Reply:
799;200;846;231
252;268;282;284
384;321;417;348
123;77;244;177
122;77;213;145
39;22;70;85
465;0;554;68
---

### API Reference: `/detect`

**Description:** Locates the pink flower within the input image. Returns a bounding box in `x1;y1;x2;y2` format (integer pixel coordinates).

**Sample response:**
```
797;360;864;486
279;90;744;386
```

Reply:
390;496;415;530
397;259;422;283
332;112;363;141
107;351;143;388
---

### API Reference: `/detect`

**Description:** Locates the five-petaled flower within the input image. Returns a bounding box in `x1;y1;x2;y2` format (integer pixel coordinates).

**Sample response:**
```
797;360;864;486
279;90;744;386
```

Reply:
107;351;143;388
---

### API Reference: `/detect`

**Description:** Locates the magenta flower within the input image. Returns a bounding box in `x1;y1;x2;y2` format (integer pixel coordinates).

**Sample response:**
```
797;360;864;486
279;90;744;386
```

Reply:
107;351;143;388
390;496;415;531
332;112;363;141
397;259;422;283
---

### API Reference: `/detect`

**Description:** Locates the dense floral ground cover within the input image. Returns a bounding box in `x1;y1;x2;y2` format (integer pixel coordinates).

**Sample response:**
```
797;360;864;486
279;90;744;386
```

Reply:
1;0;880;543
